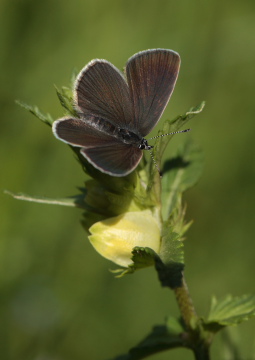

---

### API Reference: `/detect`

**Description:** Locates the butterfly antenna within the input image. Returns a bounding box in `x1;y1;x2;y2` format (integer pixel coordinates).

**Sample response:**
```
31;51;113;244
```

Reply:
148;128;191;140
148;149;163;178
147;129;191;177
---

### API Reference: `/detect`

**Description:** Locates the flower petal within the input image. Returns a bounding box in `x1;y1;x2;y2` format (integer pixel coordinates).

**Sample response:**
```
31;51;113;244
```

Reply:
88;210;161;267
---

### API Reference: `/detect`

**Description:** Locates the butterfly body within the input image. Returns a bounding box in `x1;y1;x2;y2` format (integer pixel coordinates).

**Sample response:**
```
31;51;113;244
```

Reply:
53;49;181;176
76;115;150;148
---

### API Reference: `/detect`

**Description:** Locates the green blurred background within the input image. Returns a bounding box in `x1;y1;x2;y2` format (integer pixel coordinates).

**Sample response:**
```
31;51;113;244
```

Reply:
1;0;255;359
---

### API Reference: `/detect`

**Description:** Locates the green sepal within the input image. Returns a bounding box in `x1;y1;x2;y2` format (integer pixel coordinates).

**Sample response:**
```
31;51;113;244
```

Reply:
76;161;158;228
82;178;138;218
110;317;185;360
15;100;54;126
205;294;255;333
81;211;107;231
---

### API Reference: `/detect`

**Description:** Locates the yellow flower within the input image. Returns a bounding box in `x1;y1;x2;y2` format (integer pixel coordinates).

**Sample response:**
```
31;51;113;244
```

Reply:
88;210;161;267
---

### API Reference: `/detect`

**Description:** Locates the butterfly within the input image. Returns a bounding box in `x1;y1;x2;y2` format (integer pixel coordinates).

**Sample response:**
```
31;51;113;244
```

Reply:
52;49;182;177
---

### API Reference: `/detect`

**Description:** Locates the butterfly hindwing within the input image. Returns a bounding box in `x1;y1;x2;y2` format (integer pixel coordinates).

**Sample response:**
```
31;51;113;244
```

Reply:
81;143;142;177
53;117;142;176
53;117;120;148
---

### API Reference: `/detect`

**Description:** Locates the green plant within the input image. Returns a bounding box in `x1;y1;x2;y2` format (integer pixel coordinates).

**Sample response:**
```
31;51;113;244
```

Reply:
8;74;255;360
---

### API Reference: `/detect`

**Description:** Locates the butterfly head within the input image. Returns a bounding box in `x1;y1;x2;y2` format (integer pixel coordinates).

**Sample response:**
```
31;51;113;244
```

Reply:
139;138;154;151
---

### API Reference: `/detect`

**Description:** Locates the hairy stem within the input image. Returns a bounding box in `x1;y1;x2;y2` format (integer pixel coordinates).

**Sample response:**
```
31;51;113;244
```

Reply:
174;275;211;360
174;275;197;329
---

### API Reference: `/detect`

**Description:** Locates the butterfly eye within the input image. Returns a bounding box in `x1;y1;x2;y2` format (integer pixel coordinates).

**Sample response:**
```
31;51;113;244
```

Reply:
139;139;153;150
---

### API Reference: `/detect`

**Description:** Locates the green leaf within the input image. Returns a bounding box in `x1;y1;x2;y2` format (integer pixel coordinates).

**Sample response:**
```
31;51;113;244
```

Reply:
15;100;54;126
113;247;158;277
205;294;255;332
166;315;186;334
155;221;185;289
161;139;204;220
55;85;77;116
167;194;193;237
155;101;205;164
109;319;185;360
160;222;184;265
5;190;86;208
70;68;78;87
146;101;205;209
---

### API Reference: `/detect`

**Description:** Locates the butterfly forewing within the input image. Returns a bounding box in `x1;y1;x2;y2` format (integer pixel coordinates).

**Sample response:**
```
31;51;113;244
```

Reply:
126;49;180;136
75;60;133;129
81;143;142;177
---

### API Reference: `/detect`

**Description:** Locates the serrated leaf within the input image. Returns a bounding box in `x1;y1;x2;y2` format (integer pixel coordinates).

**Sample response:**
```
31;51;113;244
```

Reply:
55;85;76;116
155;222;185;289
161;139;204;219
70;68;78;87
109;322;184;360
5;190;86;208
160;226;184;265
131;247;158;269
146;102;205;208
15;100;54;126
205;294;255;332
113;247;159;277
155;101;205;163
167;194;193;237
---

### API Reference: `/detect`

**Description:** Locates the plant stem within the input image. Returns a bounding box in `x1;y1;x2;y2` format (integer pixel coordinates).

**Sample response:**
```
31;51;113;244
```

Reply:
174;275;197;329
193;344;210;360
174;275;211;360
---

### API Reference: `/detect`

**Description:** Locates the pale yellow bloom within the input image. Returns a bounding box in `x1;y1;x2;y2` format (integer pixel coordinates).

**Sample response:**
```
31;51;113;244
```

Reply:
89;210;161;267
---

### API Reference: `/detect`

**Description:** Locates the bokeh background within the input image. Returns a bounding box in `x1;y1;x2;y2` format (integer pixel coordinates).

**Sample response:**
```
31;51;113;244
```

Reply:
1;0;255;359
